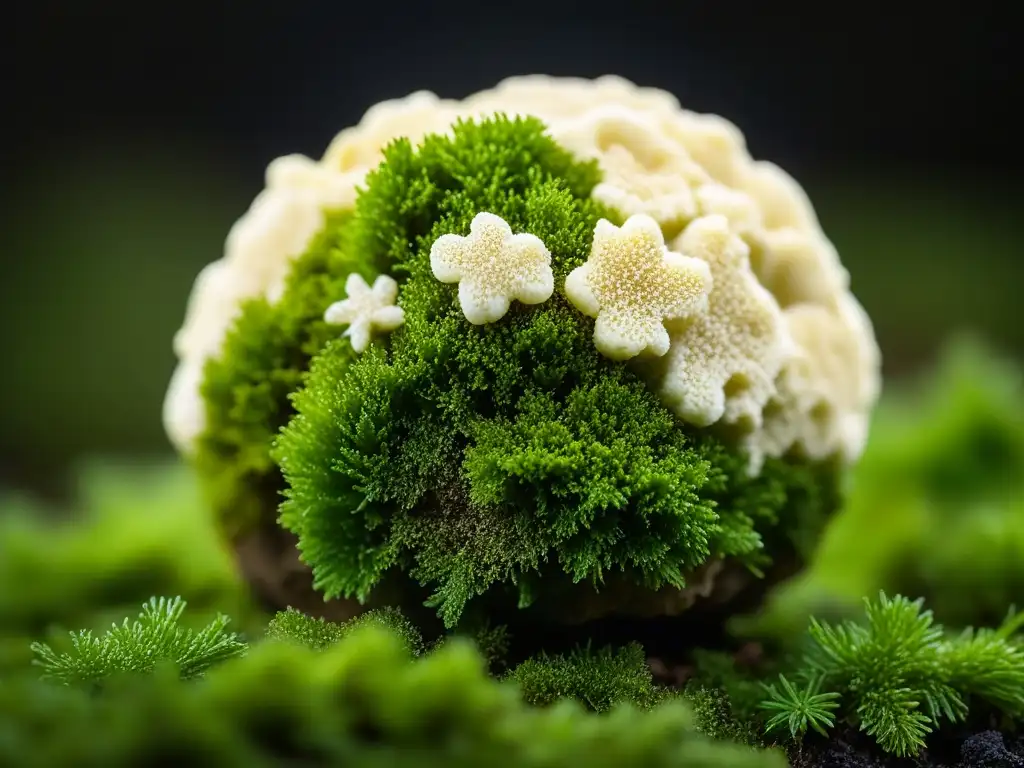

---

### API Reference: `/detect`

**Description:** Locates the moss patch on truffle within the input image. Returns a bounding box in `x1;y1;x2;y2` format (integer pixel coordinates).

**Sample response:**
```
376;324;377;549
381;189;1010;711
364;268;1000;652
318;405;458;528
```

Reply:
272;116;840;628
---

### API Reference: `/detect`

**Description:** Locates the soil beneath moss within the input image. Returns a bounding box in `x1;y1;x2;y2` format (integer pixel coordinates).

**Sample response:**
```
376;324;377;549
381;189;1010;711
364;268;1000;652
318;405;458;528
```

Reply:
786;727;1023;768
644;650;1024;768
231;526;1024;767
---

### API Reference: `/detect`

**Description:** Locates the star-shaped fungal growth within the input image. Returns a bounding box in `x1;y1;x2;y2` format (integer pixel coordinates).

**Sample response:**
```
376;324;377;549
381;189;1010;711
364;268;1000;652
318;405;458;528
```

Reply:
565;214;712;361
657;215;789;430
323;273;405;353
429;212;554;325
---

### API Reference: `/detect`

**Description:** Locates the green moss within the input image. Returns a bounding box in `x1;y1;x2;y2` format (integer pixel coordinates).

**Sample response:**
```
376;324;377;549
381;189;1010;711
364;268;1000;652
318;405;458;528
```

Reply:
507;642;674;712
265;605;424;656
684;686;763;746
273;116;840;629
2;623;787;768
30;596;246;688
193;209;366;539
0;462;256;677
759;592;1024;757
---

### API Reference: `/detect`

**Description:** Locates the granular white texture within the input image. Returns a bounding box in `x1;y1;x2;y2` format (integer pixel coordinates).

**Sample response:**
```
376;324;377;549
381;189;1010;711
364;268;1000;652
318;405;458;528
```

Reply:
165;75;881;470
658;215;789;430
323;273;405;353
429;212;554;325
565;215;711;361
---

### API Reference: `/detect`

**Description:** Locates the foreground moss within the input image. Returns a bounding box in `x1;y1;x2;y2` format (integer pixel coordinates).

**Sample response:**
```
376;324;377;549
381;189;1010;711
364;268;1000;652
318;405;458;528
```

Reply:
759;592;1024;757
507;642;674;712
1;624;785;768
0;462;255;676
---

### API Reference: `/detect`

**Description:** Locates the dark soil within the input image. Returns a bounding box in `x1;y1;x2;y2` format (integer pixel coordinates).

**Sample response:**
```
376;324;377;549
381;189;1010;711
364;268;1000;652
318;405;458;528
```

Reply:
786;727;1023;768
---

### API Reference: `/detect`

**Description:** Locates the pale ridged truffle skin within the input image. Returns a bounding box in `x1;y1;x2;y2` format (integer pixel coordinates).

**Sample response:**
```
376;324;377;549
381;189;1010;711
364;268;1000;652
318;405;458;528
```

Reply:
163;155;362;453
659;215;789;430
429;212;554;325
164;75;881;469
564;215;711;361
552;106;709;232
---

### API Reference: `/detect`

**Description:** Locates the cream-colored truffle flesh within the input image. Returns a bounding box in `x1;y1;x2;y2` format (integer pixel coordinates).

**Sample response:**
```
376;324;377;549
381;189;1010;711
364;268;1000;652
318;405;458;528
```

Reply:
659;215;789;429
164;74;882;469
748;294;881;467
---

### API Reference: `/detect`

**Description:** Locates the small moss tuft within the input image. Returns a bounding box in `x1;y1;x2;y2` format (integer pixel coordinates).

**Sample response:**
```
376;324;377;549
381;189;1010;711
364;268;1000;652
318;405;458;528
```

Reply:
265;605;424;656
507;642;674;712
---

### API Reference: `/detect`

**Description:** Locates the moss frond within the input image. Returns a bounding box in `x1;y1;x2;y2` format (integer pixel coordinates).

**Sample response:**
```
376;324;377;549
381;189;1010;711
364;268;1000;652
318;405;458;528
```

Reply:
506;642;673;712
5;622;787;768
30;596;246;687
760;591;1024;757
0;462;253;676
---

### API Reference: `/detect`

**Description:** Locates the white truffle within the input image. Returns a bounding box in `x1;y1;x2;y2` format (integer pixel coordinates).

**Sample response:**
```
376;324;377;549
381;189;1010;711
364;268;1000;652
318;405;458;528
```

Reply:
323;273;405;353
429;212;554;325
552;106;710;232
746;294;882;470
164;75;883;469
565;215;711;361
658;215;789;429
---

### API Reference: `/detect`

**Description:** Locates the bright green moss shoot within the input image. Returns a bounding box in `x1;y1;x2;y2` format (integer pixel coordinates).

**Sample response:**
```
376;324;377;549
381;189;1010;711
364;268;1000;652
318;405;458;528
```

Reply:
195;209;365;538
262;116;839;628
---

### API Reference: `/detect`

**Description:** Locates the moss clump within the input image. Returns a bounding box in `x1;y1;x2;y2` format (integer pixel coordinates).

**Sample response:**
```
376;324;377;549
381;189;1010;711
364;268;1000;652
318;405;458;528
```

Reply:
265;605;424;656
684;686;764;747
759;592;1024;757
194;209;365;539
790;338;1024;631
877;340;1024;628
507;642;673;712
2;622;787;768
0;462;254;677
273;115;839;629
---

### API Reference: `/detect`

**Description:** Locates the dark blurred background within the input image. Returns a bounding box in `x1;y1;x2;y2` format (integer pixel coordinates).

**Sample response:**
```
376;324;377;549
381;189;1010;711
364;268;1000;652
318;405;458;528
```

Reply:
3;3;1020;495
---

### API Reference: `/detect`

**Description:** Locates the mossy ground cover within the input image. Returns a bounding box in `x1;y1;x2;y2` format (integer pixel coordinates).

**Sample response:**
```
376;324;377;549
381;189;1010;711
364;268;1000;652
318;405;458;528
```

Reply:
4;115;1022;766
2;338;1022;766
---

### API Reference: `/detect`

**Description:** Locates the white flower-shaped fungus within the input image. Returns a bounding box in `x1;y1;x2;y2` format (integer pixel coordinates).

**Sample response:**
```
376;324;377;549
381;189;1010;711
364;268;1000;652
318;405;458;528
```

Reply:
565;214;712;361
323;274;405;353
429;212;554;325
658;215;789;428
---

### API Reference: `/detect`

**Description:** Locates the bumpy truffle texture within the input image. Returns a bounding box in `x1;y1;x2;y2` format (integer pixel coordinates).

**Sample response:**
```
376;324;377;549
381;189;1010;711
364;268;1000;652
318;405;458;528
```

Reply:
564;214;711;361
694;184;762;237
461;74;682;123
164;155;360;453
657;215;789;431
552;106;709;232
323;273;405;353
164;74;881;470
322;91;460;172
746;295;880;469
429;212;554;325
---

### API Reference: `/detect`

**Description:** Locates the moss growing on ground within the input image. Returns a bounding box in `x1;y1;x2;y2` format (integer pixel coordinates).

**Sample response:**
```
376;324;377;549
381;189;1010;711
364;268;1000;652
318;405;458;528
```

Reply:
2;621;787;768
